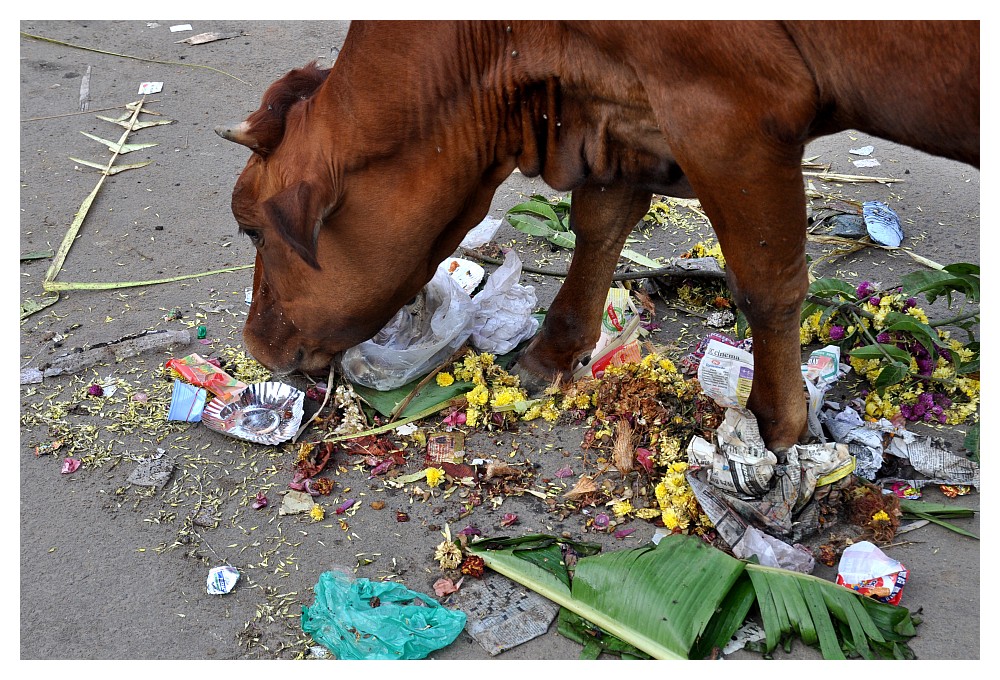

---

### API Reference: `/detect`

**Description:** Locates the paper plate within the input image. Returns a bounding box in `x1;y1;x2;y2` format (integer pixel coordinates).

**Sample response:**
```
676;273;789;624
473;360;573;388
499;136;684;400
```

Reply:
201;381;305;445
439;257;485;295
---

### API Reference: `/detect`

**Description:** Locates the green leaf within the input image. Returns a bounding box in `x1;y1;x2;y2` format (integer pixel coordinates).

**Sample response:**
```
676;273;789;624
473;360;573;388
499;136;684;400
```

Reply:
548;229;577;249
808;278;858;300
849;343;913;365
964;422;979;460
507;199;562;224
900;269;979;304
20;250;54;261
507;213;558;238
619;248;662;268
469;533;917;660
883;312;939;355
873;361;911;389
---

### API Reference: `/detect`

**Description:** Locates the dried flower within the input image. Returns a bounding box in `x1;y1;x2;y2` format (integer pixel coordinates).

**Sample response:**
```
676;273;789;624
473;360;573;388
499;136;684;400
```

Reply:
433;577;462;596
460;555;485;578
396;511;410;522
87;384;104;397
500;513;518;527
251;492;268;509
309;504;326;521
612;500;634;518
434;540;463;570
335;499;357;515
593;513;610;530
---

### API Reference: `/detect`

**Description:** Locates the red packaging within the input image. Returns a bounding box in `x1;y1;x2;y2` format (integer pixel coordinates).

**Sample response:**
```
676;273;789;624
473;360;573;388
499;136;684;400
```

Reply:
165;353;247;402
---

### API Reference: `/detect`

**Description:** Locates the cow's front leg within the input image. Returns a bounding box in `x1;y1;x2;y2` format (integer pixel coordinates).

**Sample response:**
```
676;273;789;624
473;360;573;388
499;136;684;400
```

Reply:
513;182;652;393
685;159;811;453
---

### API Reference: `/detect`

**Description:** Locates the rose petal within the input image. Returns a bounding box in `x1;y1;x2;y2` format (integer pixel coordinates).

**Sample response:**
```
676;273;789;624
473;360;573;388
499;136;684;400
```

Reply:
555;466;574;478
252;492;268;509
433;578;459;597
61;458;81;474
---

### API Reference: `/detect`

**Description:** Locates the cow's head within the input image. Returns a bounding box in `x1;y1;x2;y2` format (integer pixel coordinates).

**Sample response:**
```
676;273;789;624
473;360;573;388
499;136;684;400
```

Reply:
218;59;504;376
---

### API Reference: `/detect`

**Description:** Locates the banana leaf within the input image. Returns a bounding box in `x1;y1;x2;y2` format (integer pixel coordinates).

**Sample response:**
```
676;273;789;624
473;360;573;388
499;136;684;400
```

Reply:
468;533;918;660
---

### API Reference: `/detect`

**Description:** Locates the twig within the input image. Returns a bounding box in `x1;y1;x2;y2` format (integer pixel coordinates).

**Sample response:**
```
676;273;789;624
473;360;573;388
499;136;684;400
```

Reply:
293;363;337;443
388;345;471;421
21;99;162;122
461;249;725;281
20;31;251;85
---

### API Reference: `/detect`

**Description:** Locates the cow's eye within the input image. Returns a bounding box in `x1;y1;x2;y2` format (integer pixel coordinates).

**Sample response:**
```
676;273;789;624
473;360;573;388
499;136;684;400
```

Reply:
242;228;264;246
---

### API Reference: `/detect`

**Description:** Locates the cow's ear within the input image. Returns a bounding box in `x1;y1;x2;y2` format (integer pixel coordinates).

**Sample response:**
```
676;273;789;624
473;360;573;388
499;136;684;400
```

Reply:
261;182;328;270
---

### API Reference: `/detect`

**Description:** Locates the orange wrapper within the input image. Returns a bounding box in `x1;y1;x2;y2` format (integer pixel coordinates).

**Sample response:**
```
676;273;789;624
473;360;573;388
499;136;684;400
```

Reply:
165;353;247;402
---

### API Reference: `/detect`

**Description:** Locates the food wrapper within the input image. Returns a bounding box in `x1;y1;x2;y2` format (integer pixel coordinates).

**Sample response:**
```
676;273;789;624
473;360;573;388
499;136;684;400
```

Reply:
573;289;642;380
836;541;908;605
207;565;240;595
165;353;247;403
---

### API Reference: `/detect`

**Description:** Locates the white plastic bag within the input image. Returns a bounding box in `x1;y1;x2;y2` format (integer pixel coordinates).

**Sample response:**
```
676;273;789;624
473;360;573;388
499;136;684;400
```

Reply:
470;250;538;354
341;268;476;390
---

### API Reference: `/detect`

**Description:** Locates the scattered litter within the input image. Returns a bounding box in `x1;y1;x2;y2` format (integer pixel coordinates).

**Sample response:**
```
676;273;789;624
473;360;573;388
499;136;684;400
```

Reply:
731;525;815;573
821;404;980;488
251;492;269;510
137;82;163;95
202;381;305;445
301;570;467;660
308;645;330;659
573;288;642;379
206;565;240;595
61;458;81;474
722;621;767;655
849;145;875;156
862;200;903;246
20;367;43;385
470;250;539;354
244;286;253;305
836;541;908;605
175;30;242;45
166;380;207;422
441;257;485;295
433;577;463;597
426;431;464;464
460;216;503;249
342;267;476;390
127;456;175;488
829;213;868;238
165;353;247;403
279;490;316;516
34;329;190;381
452;573;559;656
852;158;881;168
169;24;193;32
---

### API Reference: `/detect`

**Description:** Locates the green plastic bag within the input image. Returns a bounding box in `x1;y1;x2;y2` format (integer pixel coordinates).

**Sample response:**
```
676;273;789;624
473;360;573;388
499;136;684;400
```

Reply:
301;570;467;659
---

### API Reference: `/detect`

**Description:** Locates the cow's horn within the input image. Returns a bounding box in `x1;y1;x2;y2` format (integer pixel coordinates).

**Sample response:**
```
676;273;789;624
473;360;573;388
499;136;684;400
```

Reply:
215;121;258;149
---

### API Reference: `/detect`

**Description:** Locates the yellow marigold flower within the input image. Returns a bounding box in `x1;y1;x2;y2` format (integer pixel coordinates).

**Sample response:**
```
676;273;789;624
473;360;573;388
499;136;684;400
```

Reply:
426;467;445;488
468;384;489;406
436;372;455;387
905;306;930;324
309;504;325;522
872;510;891;522
522;404;543;421
635;508;660;520
668;461;689;475
800;324;815;346
491;386;524;408
466;407;480;428
541;402;561;422
612;500;634;518
662;507;681;531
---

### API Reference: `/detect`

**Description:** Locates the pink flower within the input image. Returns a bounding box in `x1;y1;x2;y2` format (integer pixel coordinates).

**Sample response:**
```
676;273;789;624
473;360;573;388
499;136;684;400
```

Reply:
636;448;655;473
61;458;81;474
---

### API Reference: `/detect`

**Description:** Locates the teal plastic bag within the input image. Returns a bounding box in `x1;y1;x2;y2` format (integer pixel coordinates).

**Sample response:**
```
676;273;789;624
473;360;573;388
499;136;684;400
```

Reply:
301;570;467;659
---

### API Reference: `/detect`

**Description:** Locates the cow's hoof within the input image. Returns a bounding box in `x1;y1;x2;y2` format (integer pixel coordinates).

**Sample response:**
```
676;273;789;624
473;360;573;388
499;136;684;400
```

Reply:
511;361;559;398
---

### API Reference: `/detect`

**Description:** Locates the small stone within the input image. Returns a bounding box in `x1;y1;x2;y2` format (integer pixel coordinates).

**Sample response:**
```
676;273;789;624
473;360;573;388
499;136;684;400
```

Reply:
279;490;315;516
127;458;175;488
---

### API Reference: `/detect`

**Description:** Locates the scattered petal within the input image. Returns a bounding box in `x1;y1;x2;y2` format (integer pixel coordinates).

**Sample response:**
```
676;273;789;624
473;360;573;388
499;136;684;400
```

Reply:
433;577;460;597
251;492;268;509
61;458;81;474
500;513;518;527
555;466;574;478
335;499;357;515
614;528;637;539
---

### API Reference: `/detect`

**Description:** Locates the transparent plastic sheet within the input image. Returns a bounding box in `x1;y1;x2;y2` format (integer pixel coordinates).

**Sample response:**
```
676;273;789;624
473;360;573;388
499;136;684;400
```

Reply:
470;250;538;354
301;570;467;660
341;268;476;390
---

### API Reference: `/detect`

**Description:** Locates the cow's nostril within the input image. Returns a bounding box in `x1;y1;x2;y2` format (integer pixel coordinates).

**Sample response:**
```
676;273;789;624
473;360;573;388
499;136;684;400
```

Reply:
294;347;304;366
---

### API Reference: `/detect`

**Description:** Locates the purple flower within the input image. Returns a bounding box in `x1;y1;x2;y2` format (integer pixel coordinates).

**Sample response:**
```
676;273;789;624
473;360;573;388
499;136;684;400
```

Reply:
856;281;875;298
916;357;935;375
593;513;610;530
904;297;918;309
870;296;881;307
457;525;482;537
252;492;268;509
87;384;104;397
876;332;892;344
829;325;845;341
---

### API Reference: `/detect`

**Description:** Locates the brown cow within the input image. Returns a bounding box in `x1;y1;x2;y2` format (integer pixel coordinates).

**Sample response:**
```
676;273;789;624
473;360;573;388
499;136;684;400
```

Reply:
217;21;979;454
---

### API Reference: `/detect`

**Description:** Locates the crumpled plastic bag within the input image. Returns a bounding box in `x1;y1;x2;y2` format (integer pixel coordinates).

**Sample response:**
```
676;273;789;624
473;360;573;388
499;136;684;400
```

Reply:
731;525;815;573
342;251;538;390
301;570;467;660
470;250;538;354
341;267;476;390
